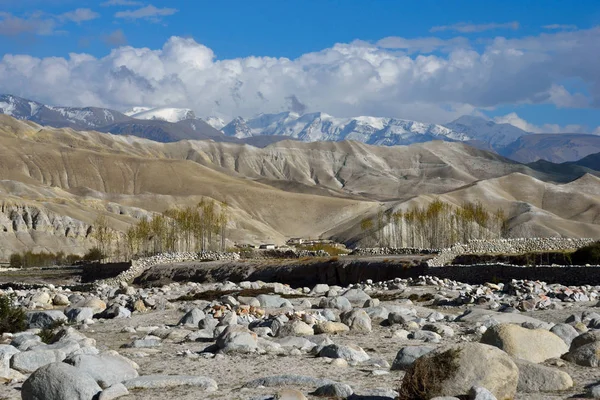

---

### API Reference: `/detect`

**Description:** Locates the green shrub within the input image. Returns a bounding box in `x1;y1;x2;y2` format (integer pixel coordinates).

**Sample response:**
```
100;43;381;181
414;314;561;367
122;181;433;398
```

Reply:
83;247;103;262
0;295;26;335
9;253;22;268
572;241;600;265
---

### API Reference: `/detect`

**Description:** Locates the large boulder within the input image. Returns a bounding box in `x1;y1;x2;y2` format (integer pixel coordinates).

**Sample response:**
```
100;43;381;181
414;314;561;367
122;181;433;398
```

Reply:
26;311;67;329
277;320;314;337
480;323;567;363
21;362;102;400
65;353;139;388
318;297;352;312
398;343;518;400
216;325;258;353
564;341;600;366
513;359;573;392
318;344;370;363
11;349;66;373
550;323;579;347
341;309;372;333
178;308;205;326
341;288;371;306
391;346;436;371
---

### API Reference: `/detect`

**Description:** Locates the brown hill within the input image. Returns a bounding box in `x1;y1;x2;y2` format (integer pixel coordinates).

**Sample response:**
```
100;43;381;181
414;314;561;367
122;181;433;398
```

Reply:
0;115;599;260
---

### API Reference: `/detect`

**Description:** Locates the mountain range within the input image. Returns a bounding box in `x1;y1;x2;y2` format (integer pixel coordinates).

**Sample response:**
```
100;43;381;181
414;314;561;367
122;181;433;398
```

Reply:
2;94;600;163
0;113;599;260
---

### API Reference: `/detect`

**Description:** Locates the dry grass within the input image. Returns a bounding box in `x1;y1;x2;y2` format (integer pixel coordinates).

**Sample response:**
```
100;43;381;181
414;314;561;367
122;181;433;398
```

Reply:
398;348;462;400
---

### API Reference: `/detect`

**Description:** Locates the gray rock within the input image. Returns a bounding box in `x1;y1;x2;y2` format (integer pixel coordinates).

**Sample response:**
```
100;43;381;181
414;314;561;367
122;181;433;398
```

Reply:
256;294;291;308
123;374;217;391
587;384;600;399
216;325;258;354
199;314;219;331
313;382;353;397
275;337;317;352
341;309;372;333
65;353;139;389
399;343;518;400
244;375;334;388
550;323;579;347
480;323;567;363
11;349;65;373
65;307;94;324
98;383;129;400
319;297;352;312
26;311;67;329
318;344;370;363
341;288;371;306
123;338;161;349
0;345;19;380
422;323;454;337
97;305;131;319
513;359;573;393
469;386;497;400
178;308;205;326
21;362;102;400
365;306;389;320
277;320;314;337
409;330;441;343
11;334;42;351
564;341;600;366
391;346;436;371
388;312;413;325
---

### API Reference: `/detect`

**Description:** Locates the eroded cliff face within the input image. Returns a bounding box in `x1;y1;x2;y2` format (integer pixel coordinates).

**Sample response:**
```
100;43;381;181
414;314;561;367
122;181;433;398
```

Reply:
0;203;90;237
0;203;94;261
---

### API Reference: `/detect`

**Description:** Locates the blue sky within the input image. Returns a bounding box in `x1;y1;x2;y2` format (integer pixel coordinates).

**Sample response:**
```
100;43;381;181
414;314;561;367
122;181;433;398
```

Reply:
1;0;599;132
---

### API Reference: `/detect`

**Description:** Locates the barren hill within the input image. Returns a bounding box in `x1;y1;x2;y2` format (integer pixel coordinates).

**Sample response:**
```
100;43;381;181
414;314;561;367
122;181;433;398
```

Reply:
0;114;599;260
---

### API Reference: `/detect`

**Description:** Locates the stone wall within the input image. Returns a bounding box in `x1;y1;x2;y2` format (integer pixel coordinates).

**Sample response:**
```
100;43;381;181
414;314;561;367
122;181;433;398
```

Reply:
349;247;440;256
96;251;240;286
427;237;596;267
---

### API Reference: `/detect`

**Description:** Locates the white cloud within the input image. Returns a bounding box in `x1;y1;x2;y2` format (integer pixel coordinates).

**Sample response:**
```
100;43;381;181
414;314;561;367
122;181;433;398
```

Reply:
115;5;178;21
543;24;578;30
0;8;98;36
376;36;470;53
494;112;596;134
60;8;100;24
0;28;599;123
101;0;143;6
431;21;519;33
103;29;127;47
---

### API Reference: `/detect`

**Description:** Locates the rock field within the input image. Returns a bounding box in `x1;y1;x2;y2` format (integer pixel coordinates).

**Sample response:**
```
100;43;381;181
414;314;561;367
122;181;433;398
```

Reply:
4;263;600;399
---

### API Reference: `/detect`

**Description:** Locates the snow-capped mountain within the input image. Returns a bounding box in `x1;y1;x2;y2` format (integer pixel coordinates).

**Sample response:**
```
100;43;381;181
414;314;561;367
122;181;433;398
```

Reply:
123;106;152;116
445;115;528;150
222;111;472;146
0;94;130;129
127;107;197;123
204;116;227;130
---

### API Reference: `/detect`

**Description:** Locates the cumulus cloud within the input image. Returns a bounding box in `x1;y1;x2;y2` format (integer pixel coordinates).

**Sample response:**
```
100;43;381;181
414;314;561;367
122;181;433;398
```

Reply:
376;36;470;53
103;29;127;47
0;28;599;123
494;112;597;134
431;21;519;33
115;5;178;21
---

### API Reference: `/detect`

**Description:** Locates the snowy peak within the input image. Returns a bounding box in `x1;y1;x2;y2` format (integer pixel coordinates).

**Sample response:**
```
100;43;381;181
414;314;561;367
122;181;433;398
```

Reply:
0;95;44;120
124;106;152;116
128;107;197;123
222;112;472;146
204;116;227;130
446;115;528;149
